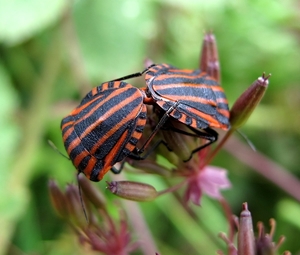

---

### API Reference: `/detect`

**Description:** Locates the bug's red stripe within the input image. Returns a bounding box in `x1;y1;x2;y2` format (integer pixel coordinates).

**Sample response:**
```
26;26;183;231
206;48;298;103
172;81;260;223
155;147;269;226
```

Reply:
73;150;89;169
83;155;97;179
66;136;82;155
190;118;197;127
218;109;230;118
100;82;110;91
63;125;75;143
91;87;99;96
216;98;228;104
177;114;190;127
61;121;73;132
97;130;130;180
211;87;226;94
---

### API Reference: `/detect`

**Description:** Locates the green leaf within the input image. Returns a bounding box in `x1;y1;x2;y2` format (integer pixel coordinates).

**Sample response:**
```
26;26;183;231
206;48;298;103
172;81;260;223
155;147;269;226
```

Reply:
72;0;153;80
0;0;67;45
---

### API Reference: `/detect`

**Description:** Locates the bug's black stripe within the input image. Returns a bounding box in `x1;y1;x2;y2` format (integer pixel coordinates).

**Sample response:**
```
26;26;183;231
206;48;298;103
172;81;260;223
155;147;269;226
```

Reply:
216;103;229;110
156;86;217;101
152;76;219;87
214;91;227;99
216;113;230;126
135;125;145;133
158;94;217;117
90;160;105;181
61;115;74;127
78;155;91;173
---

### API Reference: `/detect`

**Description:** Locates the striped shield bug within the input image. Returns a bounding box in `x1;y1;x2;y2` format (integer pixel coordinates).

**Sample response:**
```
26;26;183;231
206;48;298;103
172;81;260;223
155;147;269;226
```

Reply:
111;63;230;159
61;81;148;181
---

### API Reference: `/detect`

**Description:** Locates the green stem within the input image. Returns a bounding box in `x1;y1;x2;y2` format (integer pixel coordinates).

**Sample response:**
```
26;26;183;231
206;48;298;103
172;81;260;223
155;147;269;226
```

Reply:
157;179;187;197
11;33;62;184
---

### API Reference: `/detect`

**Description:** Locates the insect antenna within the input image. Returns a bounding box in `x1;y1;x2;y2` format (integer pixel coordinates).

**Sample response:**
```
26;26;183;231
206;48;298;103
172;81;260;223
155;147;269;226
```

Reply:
48;140;70;160
236;130;256;151
110;64;155;82
77;173;89;223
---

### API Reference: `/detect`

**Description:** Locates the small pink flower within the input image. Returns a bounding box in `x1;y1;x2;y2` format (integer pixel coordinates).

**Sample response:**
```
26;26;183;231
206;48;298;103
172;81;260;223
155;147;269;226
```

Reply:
184;166;231;205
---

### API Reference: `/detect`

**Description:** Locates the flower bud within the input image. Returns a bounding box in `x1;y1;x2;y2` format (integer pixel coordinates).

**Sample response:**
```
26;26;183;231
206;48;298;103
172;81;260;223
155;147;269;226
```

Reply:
65;184;87;227
230;73;270;129
238;202;255;255
255;223;274;255
144;58;154;68
199;32;220;81
48;180;68;218
255;219;287;255
107;181;158;202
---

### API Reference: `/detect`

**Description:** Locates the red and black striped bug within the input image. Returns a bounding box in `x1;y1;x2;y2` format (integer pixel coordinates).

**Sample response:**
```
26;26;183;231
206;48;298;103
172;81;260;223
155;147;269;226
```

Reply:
61;81;148;181
112;63;230;159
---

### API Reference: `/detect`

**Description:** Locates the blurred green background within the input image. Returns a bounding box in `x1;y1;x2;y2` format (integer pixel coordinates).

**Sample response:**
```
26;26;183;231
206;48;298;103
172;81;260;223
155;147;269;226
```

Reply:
1;0;300;254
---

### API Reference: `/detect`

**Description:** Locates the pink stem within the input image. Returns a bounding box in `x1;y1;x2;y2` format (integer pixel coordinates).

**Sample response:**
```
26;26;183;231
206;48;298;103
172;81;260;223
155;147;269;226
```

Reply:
224;135;300;201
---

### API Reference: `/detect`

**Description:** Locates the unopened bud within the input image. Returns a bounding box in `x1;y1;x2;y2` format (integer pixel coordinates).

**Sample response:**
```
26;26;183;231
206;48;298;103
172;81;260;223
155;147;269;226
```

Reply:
230;73;270;129
65;184;87;227
48;180;68;218
256;222;273;255
144;58;154;68
107;181;158;202
238;202;255;255
199;32;220;81
256;218;285;255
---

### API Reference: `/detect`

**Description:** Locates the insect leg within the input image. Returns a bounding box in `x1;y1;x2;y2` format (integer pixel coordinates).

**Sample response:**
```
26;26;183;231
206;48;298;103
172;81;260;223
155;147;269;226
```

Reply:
183;127;218;162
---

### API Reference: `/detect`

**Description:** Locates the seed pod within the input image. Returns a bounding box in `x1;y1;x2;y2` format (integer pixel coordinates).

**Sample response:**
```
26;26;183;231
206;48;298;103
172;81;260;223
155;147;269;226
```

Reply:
48;180;68;219
230;74;270;129
107;181;158;202
238;203;255;255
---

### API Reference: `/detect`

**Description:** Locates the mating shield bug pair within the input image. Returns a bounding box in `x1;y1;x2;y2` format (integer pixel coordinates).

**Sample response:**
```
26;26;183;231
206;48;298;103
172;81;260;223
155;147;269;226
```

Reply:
61;34;230;182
